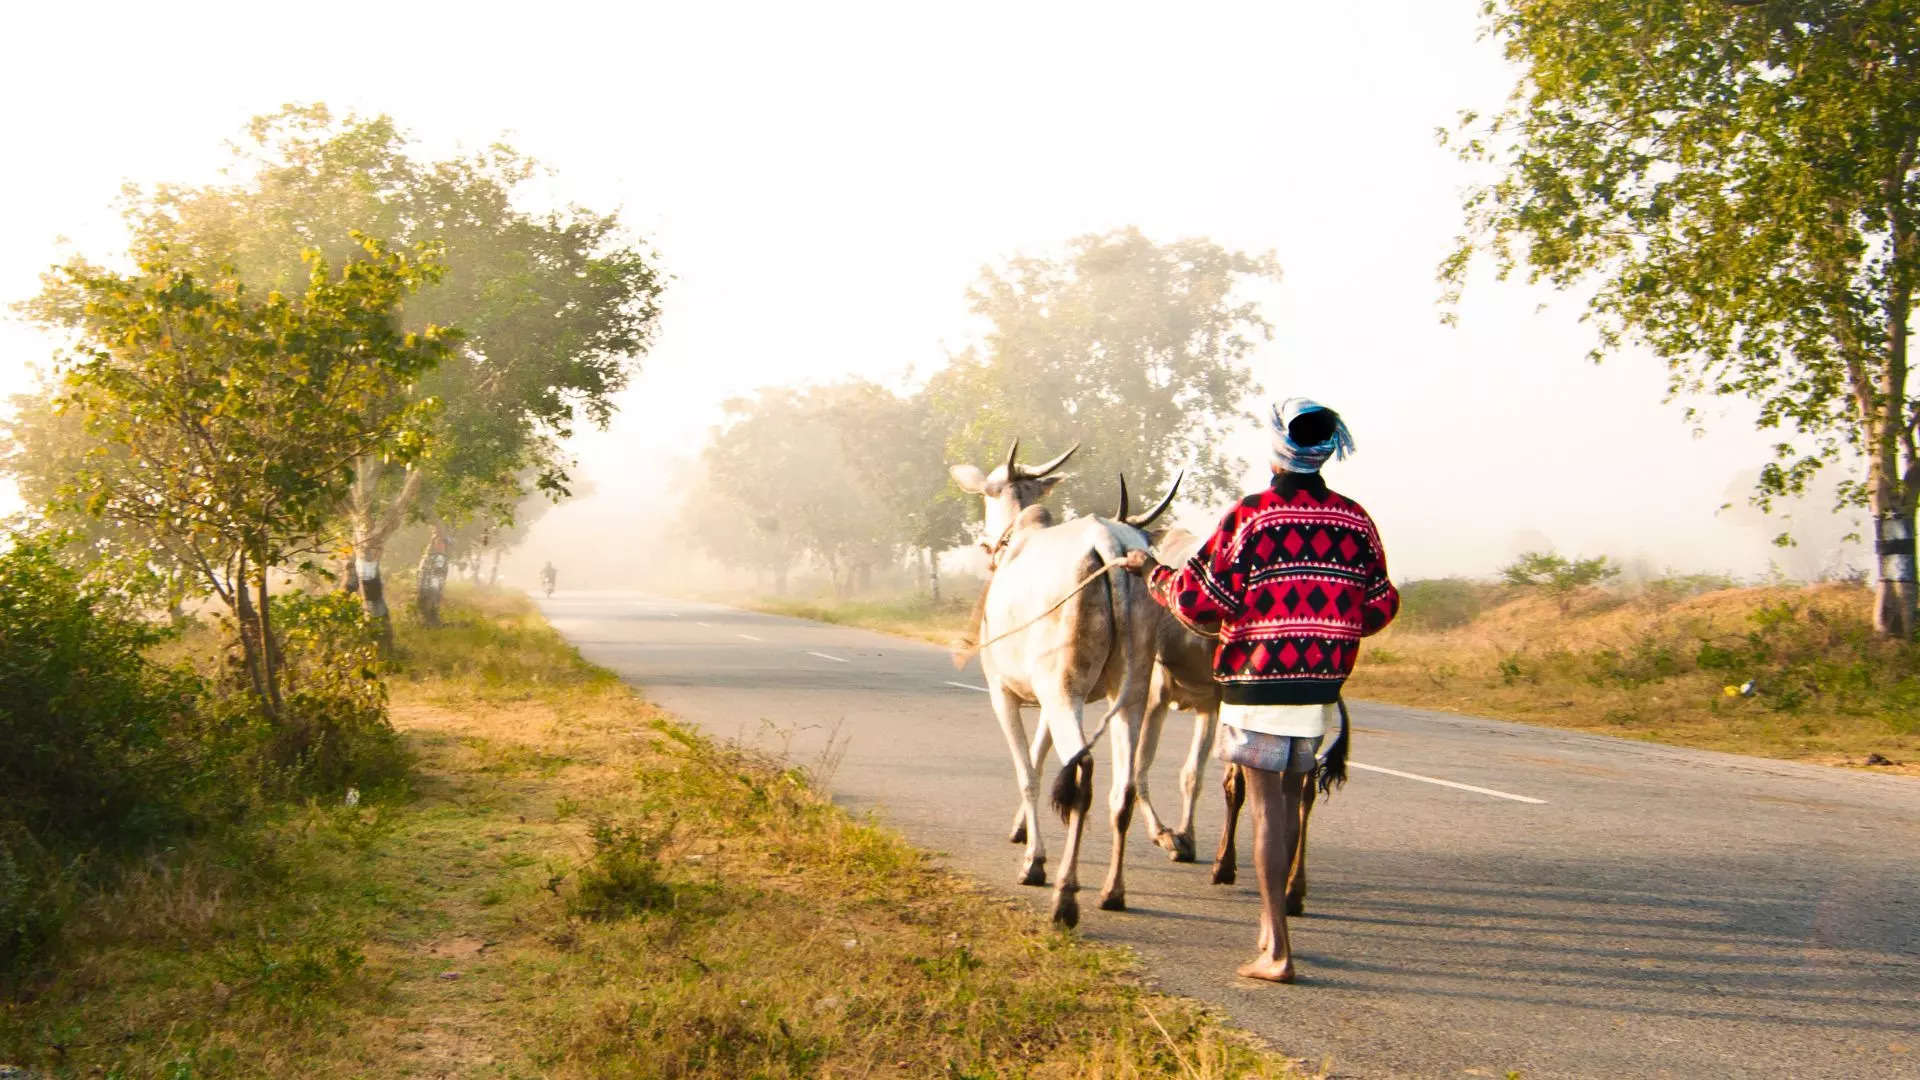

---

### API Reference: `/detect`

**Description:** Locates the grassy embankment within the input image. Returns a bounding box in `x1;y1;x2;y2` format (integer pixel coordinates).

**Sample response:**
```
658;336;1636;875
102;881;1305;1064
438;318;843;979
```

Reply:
737;579;1920;771
1;586;1309;1079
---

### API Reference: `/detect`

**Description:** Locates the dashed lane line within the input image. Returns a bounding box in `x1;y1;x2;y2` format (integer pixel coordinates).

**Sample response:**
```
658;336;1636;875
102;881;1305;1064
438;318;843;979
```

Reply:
1348;762;1546;804
806;651;851;664
737;633;764;642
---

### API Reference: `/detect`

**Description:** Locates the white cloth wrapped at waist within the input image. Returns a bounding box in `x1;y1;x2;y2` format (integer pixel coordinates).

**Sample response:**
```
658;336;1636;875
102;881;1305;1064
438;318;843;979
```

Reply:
1219;702;1335;738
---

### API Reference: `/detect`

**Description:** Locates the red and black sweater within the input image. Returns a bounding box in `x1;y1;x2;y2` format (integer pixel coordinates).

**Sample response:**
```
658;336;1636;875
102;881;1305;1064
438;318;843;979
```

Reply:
1146;473;1399;705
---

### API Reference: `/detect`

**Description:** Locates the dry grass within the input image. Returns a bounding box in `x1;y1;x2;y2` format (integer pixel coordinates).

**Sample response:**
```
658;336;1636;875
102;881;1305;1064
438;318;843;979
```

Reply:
1;585;1308;1078
1348;581;1920;770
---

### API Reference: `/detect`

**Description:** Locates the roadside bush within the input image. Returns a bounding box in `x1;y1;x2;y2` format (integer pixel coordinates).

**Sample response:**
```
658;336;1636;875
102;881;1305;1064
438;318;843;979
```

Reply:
1396;577;1492;631
0;537;209;849
569;818;681;920
0;536;210;972
264;592;406;794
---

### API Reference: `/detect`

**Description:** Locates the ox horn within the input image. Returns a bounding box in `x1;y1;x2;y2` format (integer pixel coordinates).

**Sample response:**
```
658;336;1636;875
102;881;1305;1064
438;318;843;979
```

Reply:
1114;473;1130;520
1017;442;1079;479
1003;438;1021;479
1126;471;1183;529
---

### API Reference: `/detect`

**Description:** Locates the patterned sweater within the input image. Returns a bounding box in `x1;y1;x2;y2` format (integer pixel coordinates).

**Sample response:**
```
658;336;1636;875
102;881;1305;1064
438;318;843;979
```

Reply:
1146;474;1399;705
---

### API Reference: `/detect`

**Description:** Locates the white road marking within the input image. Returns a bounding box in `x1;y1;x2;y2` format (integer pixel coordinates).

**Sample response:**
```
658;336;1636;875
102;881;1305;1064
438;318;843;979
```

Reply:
806;651;851;664
1349;761;1546;804
696;621;714;628
945;681;990;692
737;633;763;642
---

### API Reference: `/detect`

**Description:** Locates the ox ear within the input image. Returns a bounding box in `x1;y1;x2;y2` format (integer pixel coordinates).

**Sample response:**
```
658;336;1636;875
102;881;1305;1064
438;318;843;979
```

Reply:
950;464;988;494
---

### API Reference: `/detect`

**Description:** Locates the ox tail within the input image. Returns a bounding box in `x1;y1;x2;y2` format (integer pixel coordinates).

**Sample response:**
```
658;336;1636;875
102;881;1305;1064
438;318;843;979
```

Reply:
1049;543;1134;822
1316;697;1351;796
1049;745;1095;823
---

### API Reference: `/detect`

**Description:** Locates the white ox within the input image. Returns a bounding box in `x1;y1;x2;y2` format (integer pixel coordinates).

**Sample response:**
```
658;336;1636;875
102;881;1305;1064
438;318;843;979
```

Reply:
949;442;1174;927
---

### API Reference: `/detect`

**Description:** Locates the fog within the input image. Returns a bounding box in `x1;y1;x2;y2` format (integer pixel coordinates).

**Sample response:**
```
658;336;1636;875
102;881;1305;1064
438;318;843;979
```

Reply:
0;1;1867;590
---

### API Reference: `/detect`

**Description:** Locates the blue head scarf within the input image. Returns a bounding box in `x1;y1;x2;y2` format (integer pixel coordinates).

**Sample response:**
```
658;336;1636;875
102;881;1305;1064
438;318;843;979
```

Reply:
1270;397;1355;474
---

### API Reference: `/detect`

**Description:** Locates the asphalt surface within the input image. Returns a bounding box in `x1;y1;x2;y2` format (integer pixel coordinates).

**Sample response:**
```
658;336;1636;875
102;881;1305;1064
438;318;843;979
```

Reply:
540;591;1920;1079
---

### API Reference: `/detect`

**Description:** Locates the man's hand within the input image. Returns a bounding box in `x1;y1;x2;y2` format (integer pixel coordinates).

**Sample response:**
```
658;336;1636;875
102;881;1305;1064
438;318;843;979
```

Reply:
1118;550;1155;575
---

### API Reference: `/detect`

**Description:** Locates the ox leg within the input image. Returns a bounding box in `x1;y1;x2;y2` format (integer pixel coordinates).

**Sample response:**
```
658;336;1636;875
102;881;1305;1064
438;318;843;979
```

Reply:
1098;705;1143;912
1211;763;1245;885
1137;672;1181;860
1039;696;1092;928
1287;774;1317;916
1171;706;1218;864
988;686;1047;886
1009;720;1051;846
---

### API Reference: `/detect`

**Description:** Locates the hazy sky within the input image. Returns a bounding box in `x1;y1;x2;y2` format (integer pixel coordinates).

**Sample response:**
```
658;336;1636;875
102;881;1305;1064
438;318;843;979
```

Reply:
0;1;1864;582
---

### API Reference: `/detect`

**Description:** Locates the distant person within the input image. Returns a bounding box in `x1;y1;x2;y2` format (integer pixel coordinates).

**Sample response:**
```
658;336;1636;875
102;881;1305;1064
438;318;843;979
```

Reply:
540;561;557;597
1123;397;1398;983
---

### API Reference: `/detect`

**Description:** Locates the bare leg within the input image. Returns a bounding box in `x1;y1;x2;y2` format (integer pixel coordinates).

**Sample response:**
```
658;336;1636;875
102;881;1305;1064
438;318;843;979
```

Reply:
1238;766;1308;983
1211;763;1245;885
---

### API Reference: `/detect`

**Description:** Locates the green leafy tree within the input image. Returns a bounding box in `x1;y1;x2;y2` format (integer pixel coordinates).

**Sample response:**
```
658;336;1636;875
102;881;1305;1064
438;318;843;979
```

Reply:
54;237;454;716
1500;551;1621;613
1445;1;1920;636
110;104;664;629
927;227;1277;520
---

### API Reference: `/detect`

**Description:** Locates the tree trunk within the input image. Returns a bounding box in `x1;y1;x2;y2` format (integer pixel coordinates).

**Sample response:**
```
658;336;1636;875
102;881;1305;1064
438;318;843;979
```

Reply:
1873;510;1917;638
347;457;421;654
256;570;285;711
356;541;396;657
231;554;275;719
415;524;451;629
339;556;360;596
488;549;502;586
926;546;941;604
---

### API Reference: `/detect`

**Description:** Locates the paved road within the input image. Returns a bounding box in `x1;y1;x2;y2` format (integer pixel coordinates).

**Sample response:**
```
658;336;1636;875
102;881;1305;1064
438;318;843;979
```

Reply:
541;591;1920;1079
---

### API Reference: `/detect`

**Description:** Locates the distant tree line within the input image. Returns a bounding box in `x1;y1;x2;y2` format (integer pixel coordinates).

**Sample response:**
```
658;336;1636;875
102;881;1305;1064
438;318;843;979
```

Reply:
681;228;1279;595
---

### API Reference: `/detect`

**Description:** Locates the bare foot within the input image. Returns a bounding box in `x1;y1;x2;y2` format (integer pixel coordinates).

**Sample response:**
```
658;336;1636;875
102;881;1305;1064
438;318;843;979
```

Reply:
1236;956;1296;983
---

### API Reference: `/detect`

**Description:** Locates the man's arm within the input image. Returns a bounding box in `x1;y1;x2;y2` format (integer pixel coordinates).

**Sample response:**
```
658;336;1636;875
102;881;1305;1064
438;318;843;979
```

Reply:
1126;508;1245;628
1359;512;1399;637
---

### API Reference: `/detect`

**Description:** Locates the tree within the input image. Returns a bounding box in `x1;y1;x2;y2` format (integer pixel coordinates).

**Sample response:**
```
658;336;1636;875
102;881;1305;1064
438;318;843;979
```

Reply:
927;227;1276;518
113;105;664;632
1444;2;1920;636
55;237;454;716
1499;550;1621;613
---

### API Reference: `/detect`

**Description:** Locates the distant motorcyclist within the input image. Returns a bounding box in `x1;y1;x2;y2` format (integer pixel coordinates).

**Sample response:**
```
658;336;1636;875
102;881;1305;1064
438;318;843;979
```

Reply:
540;561;557;597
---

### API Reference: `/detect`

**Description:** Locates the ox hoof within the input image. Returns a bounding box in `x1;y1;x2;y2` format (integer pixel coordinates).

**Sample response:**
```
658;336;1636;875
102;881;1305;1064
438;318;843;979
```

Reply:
1098;890;1126;912
1009;821;1027;845
1211;863;1236;886
1051;889;1080;929
1170;832;1196;863
1018;859;1047;887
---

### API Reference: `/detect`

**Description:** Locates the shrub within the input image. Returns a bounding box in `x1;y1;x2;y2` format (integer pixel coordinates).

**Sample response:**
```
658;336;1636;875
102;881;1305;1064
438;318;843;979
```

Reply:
263;592;407;794
0;536;208;849
1397;578;1492;631
0;535;212;972
568;818;680;920
1500;551;1620;612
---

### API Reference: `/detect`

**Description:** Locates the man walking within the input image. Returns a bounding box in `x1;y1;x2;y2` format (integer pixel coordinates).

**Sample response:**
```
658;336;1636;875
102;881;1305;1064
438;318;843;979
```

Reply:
1123;397;1398;982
